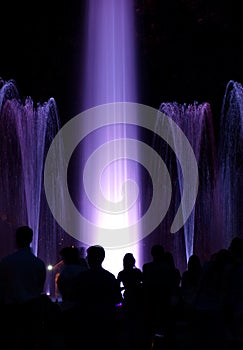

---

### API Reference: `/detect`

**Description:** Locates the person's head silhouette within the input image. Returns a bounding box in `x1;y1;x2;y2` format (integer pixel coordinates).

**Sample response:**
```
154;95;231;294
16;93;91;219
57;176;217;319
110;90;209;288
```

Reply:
123;253;136;270
16;225;33;249
86;245;105;268
60;246;80;265
151;244;164;262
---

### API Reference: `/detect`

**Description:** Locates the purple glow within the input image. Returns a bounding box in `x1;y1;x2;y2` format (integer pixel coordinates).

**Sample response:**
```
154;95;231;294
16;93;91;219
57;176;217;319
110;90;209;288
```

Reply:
155;102;217;268
82;0;137;110
218;80;243;247
79;0;140;275
0;79;65;295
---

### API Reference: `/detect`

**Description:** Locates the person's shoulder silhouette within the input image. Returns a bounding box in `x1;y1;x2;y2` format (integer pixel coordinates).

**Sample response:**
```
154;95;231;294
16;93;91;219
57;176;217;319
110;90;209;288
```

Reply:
0;225;46;304
117;252;143;288
143;244;165;266
142;244;165;281
57;245;88;303
0;226;49;349
77;245;122;308
117;252;143;307
75;245;122;350
182;254;202;289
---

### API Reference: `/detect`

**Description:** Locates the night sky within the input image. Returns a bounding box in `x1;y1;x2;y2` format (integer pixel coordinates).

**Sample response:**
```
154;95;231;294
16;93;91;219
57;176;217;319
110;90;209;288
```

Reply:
1;0;243;132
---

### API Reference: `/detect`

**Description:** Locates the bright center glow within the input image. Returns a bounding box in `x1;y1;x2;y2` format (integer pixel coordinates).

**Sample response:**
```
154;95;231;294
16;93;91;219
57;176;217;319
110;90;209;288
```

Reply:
102;246;142;279
81;0;140;276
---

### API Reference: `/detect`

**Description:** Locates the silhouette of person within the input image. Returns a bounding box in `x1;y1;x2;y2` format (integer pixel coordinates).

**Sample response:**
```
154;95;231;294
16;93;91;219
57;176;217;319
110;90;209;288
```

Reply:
117;253;145;350
57;245;88;349
57;245;88;305
163;251;182;325
0;225;46;303
142;244;176;349
54;245;88;302
182;254;202;290
181;254;202;311
224;237;243;347
0;225;47;349
117;252;143;310
75;245;122;350
164;251;181;290
193;248;232;350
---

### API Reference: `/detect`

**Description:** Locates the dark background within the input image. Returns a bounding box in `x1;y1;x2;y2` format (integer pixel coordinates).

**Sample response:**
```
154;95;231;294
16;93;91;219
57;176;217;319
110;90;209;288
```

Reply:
1;0;243;133
0;0;243;276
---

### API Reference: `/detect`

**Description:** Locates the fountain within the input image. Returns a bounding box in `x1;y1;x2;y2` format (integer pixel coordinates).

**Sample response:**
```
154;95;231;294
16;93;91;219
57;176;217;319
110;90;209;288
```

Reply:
0;75;242;282
0;0;242;283
150;101;218;272
0;78;67;295
77;0;141;275
218;80;243;248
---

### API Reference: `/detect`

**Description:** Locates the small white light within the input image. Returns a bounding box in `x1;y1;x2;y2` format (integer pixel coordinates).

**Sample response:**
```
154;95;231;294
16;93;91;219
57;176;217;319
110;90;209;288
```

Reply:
47;264;53;271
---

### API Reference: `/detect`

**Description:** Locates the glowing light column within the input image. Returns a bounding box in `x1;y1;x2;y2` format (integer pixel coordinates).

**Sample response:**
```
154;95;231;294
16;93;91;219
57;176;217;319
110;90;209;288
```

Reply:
80;0;140;275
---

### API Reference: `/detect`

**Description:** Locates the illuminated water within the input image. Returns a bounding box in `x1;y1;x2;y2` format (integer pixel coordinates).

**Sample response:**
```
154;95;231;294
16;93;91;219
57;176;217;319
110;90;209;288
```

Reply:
156;102;218;270
78;0;140;275
218;80;243;248
0;78;65;294
1;76;242;281
0;0;242;285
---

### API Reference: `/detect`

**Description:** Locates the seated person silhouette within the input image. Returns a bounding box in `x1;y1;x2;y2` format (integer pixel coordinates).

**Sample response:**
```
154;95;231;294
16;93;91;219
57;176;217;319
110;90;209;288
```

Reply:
75;245;122;350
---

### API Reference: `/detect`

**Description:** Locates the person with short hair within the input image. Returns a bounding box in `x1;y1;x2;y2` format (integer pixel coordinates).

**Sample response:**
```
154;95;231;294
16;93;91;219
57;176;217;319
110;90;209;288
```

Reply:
75;244;122;350
0;225;47;349
0;225;46;304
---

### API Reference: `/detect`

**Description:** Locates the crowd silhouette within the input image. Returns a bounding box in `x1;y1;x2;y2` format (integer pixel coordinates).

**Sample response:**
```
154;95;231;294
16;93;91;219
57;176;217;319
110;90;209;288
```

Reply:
0;225;243;350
